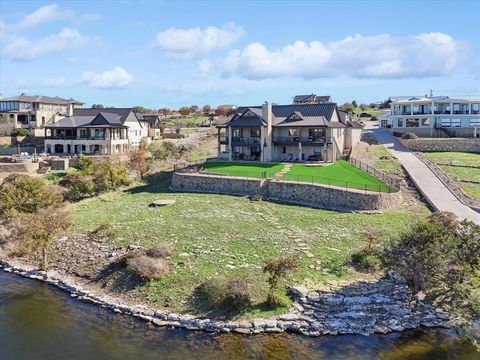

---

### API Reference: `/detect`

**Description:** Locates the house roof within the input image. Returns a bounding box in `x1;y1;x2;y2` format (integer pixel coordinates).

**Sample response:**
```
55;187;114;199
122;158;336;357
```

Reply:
136;113;161;124
45;108;134;128
0;94;84;105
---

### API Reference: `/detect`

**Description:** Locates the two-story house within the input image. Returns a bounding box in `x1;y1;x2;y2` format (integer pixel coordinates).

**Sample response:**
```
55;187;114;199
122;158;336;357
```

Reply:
216;102;362;163
44;107;148;155
390;95;480;137
135;113;163;139
0;94;84;136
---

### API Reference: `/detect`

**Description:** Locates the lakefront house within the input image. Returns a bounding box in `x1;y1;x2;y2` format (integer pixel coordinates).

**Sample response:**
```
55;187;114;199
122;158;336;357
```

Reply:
389;95;480;137
216;102;363;163
44;107;148;155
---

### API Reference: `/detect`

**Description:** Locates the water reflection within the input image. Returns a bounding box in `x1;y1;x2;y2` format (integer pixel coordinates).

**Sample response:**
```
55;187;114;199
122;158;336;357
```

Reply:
0;272;477;360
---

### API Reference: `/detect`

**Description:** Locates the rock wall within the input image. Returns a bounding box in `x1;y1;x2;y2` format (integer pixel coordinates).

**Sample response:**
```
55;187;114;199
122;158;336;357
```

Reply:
400;138;480;153
0;162;39;173
171;172;401;211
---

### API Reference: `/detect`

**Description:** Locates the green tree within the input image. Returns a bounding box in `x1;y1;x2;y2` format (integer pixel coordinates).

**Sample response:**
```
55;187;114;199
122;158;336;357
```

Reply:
0;175;63;219
202;104;212;115
91;104;105;109
92;157;130;193
263;257;298;307
133;106;148;113
77;154;95;175
11;207;72;269
352;100;358;108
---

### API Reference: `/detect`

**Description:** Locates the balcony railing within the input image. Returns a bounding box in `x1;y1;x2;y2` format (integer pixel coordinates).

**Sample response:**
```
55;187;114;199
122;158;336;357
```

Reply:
434;110;451;114
47;135;107;140
231;136;261;144
273;136;328;144
453;110;469;114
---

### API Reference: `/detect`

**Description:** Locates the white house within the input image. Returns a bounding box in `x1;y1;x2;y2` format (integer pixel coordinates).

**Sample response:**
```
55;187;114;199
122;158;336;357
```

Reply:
389;95;480;137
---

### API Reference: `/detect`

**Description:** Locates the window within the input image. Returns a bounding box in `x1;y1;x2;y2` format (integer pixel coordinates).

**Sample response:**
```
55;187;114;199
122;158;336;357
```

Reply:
451;119;461;127
251;128;261;137
288;128;299;136
441;118;451;127
282;146;286;154
314;146;321;154
308;128;325;140
421;118;431;126
406;118;419;127
472;104;480;114
232;128;242;137
398;119;403;127
470;119;480;127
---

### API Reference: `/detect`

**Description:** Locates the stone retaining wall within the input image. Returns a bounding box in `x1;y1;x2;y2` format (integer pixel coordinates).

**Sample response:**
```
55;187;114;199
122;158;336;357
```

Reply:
0;261;451;337
0;162;39;173
171;172;401;211
400;138;480;153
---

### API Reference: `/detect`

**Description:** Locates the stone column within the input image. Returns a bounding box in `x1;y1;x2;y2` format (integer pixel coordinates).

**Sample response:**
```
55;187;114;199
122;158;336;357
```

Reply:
228;126;232;161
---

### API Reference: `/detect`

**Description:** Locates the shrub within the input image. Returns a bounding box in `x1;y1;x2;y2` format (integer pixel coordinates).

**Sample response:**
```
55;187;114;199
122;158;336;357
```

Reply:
263;257;298;308
351;248;383;272
129;144;149;180
88;223;119;241
149;141;179;161
192;277;252;315
59;173;96;201
92;157;130;193
115;250;142;268
11;128;30;137
145;244;174;259
0;175;63;219
401;133;419;140
384;211;480;319
127;255;170;280
76;155;95;175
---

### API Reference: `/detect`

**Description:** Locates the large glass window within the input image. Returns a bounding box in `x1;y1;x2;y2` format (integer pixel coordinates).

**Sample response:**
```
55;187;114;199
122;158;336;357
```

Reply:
441;118;451;127
471;104;480;114
406;118;420;127
398;119;403;127
251;128;261;137
308;128;325;140
470;119;480;127
421;118;431;126
451;119;461;127
232;128;242;138
288;128;299;136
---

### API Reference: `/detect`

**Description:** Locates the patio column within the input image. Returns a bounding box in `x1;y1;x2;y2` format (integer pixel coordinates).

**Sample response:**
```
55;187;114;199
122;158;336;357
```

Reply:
260;126;265;163
298;141;302;162
228;126;232;161
217;128;221;159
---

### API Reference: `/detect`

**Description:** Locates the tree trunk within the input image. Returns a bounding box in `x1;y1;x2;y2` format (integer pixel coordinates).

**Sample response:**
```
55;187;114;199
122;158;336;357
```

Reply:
42;246;48;270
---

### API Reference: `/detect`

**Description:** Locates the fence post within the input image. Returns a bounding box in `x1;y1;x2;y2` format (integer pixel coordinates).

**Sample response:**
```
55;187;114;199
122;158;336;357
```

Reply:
365;184;367;194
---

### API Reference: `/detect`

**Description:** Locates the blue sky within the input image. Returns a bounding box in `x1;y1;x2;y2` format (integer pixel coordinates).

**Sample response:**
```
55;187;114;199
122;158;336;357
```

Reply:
1;0;479;109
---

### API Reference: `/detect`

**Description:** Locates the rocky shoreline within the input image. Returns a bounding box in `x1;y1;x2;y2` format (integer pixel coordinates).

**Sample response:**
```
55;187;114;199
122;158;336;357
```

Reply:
0;261;452;337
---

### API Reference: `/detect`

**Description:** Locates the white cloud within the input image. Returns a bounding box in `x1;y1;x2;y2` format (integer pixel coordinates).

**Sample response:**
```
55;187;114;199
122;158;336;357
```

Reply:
154;22;244;58
219;32;470;79
12;4;72;31
3;28;89;60
82;66;134;89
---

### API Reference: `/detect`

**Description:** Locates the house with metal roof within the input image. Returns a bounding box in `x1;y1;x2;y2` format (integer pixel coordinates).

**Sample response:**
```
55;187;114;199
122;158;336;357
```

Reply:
293;94;332;104
0;94;84;136
389;95;480;137
44;108;148;155
217;102;363;162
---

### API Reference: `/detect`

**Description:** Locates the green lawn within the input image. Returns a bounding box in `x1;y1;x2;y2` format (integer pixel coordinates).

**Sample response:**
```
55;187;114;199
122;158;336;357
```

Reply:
281;161;396;192
71;175;427;316
425;152;480;201
202;161;285;178
164;116;208;127
353;108;385;119
366;145;404;177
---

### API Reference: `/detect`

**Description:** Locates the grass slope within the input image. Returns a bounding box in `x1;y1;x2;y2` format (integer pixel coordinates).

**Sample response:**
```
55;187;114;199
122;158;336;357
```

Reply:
71;175;426;316
425;152;480;201
282;161;395;192
365;145;404;177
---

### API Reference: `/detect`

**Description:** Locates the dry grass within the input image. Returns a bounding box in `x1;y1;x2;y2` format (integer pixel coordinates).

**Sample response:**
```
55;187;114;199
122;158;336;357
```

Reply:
127;255;170;280
145;244;174;259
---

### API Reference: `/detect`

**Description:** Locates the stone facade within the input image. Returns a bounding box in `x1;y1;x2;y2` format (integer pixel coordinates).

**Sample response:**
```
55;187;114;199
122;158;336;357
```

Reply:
400;138;480;153
171;172;401;211
0;162;39;172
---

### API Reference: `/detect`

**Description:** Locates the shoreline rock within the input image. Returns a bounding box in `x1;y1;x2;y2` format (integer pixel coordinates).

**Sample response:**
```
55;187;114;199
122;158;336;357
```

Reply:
0;261;452;337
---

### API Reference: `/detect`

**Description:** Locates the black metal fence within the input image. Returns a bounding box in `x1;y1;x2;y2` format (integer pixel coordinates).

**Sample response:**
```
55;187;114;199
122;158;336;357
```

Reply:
348;157;401;190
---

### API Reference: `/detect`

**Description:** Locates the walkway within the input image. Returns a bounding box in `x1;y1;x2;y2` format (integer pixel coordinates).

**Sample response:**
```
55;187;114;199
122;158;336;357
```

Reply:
366;124;480;225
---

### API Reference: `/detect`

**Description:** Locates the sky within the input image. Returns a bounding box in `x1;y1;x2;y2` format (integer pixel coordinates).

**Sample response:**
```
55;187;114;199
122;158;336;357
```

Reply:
0;0;479;109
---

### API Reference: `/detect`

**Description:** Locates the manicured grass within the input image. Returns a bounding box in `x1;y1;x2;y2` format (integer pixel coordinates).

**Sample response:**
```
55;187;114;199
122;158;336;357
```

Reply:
281;161;396;192
202;161;285;178
353;108;385;118
164;116;208;127
71;176;427;316
366;145;404;177
425;152;480;201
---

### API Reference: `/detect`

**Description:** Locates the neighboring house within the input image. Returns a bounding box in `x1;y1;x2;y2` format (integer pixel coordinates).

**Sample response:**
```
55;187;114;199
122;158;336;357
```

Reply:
359;112;372;122
135;113;162;139
379;99;392;109
378;111;392;128
44;108;148;155
0;94;84;136
390;95;480;137
293;94;332;104
216;102;363;163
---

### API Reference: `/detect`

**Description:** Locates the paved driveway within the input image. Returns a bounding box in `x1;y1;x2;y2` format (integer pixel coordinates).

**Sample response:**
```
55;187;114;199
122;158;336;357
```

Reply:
366;124;480;225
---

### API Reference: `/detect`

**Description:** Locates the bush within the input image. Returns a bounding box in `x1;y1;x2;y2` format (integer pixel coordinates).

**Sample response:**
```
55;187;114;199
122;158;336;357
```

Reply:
145;244;174;259
401;133;419;140
127;255;170;280
351;248;383;272
59;173;96;201
88;223;119;241
149;141;179;161
0;175;63;219
192;277;252;315
115;250;142;268
11;128;30;137
76;155;95;175
263;257;298;307
384;211;480;319
92;157;130;193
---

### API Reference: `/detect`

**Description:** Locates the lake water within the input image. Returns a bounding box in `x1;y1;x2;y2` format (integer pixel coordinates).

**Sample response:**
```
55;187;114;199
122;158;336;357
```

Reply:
0;271;478;360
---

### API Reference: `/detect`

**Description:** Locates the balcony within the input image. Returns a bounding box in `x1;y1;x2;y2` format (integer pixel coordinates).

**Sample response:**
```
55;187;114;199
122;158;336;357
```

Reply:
434;110;451;115
401;111;411;115
231;136;260;144
453;110;468;115
273;136;328;145
47;135;107;140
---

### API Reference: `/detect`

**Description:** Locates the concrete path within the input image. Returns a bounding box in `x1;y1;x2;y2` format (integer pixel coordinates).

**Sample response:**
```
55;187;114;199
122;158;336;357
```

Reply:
366;123;480;225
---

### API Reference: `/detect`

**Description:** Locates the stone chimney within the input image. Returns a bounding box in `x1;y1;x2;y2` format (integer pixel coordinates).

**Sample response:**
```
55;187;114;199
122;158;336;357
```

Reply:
262;101;273;162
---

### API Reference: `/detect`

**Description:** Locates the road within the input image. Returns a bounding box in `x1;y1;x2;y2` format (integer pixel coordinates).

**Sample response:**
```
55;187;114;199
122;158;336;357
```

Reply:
366;123;480;225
